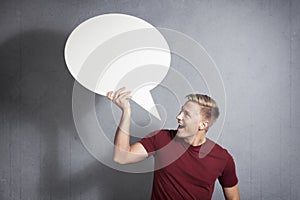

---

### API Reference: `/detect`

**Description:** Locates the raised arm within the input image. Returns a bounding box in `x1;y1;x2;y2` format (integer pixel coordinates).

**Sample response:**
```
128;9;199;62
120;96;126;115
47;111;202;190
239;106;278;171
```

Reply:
107;87;148;164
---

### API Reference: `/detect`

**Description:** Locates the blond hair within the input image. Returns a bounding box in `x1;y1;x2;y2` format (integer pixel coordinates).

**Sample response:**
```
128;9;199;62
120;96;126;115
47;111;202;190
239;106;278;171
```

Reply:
186;94;220;125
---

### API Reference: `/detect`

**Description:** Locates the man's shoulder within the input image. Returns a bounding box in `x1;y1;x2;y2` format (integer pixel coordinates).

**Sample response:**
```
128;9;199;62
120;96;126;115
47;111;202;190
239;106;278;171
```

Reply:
160;129;177;136
147;129;177;137
140;129;177;152
141;129;177;145
205;138;233;158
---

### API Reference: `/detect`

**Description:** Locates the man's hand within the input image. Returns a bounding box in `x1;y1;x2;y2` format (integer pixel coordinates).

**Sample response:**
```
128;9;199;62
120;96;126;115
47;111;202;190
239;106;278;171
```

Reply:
107;87;132;111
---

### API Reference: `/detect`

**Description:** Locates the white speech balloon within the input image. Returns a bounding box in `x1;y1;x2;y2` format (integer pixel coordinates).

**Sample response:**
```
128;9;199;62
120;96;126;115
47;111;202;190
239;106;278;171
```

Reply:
64;13;171;119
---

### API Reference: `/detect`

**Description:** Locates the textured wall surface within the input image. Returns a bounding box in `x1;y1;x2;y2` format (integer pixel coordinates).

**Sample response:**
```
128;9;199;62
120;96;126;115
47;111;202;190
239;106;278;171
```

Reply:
1;0;300;199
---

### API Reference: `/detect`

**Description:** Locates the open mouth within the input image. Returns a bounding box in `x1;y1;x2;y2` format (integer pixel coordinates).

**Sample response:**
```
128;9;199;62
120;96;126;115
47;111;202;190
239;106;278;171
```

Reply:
178;124;185;129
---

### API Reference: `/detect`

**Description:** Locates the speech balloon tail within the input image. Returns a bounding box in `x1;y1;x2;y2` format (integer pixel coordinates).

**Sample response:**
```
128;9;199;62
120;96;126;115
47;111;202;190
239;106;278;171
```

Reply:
131;89;161;120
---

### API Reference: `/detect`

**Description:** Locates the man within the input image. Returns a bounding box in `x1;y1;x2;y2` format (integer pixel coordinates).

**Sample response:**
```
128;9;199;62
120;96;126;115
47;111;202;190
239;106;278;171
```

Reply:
107;87;240;200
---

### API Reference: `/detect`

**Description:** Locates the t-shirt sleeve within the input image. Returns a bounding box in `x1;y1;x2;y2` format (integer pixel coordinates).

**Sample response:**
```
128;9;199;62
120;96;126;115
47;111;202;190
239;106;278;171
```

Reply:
218;153;238;187
139;130;160;156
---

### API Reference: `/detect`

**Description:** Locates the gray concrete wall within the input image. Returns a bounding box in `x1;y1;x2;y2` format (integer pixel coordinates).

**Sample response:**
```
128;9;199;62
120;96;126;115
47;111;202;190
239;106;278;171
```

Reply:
1;0;299;199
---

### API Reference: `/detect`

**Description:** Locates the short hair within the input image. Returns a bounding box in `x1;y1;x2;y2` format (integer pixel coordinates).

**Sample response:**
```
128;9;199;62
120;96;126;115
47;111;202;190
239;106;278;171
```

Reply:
186;94;220;125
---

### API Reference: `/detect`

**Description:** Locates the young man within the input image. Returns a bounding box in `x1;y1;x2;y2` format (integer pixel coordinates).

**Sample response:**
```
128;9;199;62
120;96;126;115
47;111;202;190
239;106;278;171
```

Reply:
107;87;240;200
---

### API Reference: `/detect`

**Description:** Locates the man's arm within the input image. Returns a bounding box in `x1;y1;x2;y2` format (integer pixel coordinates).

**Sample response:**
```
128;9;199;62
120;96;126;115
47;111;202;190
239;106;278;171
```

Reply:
107;87;148;164
222;184;240;200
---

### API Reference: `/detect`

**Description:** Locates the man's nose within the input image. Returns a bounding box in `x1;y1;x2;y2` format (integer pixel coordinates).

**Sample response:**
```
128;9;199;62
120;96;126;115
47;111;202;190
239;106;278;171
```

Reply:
176;112;183;120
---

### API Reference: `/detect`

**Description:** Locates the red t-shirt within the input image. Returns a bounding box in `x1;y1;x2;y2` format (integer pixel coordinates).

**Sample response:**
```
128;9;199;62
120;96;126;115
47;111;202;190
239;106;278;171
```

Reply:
140;129;238;200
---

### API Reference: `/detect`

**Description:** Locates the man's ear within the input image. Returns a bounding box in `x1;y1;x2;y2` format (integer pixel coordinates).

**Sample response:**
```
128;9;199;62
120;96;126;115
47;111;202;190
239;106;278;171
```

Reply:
199;121;209;131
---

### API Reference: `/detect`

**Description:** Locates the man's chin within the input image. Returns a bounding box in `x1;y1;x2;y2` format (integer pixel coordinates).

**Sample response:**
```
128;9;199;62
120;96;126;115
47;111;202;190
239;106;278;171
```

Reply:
176;129;185;137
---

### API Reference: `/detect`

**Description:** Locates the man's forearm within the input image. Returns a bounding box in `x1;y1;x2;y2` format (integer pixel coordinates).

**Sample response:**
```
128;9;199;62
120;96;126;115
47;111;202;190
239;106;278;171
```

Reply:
113;108;131;163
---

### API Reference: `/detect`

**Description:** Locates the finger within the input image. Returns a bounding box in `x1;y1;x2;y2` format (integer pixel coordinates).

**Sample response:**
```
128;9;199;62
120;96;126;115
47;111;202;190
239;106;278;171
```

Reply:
118;94;132;102
118;91;131;99
106;91;114;100
116;87;126;93
113;87;127;100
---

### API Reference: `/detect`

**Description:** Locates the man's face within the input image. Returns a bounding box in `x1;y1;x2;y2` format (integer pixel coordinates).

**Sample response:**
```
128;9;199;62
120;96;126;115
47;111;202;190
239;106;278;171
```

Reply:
176;101;202;139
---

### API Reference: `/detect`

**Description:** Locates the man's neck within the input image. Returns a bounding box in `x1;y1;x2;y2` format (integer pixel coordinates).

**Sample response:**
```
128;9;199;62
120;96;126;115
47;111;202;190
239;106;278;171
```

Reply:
184;131;207;146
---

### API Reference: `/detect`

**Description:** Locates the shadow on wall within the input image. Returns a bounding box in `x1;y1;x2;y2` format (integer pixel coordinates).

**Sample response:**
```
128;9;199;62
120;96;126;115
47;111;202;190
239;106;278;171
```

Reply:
0;29;152;200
